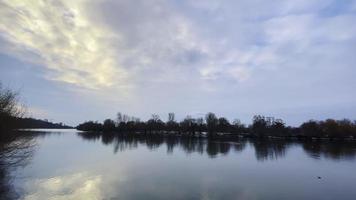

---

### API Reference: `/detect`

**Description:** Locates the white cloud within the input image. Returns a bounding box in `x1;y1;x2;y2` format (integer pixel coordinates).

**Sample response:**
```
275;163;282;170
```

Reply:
264;13;356;46
0;0;128;90
352;1;356;11
187;0;221;11
0;0;274;91
317;14;356;42
1;0;356;124
264;14;314;45
228;67;250;81
2;0;353;92
281;0;333;14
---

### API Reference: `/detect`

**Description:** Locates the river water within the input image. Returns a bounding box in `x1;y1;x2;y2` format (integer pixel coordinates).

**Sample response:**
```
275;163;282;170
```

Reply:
3;129;356;200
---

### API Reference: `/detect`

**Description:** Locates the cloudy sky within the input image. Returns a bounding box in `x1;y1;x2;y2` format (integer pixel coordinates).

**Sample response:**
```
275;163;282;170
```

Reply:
0;0;355;126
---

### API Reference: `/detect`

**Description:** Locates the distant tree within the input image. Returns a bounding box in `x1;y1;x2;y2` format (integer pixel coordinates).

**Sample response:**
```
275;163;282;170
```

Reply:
232;119;245;134
122;114;130;123
180;115;196;135
338;119;354;138
168;113;175;122
196;117;205;133
321;119;339;138
147;114;164;132
76;110;356;139
217;117;230;133
270;119;287;136
117;112;123;124
300;120;322;137
251;115;268;137
77;121;102;131
151;114;160;122
166;113;179;133
205;112;218;136
103;119;116;132
132;117;141;122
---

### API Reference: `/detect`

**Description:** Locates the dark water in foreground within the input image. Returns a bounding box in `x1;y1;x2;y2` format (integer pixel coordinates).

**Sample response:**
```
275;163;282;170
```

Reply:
2;129;356;200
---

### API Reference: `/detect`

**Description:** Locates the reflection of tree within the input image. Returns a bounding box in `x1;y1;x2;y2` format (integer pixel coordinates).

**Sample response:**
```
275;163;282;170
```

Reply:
251;139;356;161
206;141;219;157
302;141;356;160
77;132;356;161
251;140;292;161
232;141;247;152
77;133;248;158
206;141;232;157
77;131;101;141
0;131;37;199
165;136;177;154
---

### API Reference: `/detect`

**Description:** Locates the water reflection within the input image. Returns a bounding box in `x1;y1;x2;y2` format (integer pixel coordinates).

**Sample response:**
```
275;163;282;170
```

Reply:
302;141;356;160
22;172;102;200
77;132;356;161
0;131;40;199
1;131;356;200
78;132;249;158
252;140;292;161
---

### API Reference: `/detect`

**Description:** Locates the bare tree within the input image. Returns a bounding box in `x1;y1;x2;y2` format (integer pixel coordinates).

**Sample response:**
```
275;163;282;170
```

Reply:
168;113;175;122
0;83;26;130
151;114;160;122
205;112;218;136
116;112;123;124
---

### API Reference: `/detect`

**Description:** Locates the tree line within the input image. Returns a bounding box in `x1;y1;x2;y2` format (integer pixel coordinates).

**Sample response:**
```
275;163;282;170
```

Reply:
0;83;71;132
2;82;356;140
77;112;356;140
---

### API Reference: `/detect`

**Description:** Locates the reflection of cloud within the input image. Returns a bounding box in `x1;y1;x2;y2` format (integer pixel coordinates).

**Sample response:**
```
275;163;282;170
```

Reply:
0;0;127;90
23;172;102;200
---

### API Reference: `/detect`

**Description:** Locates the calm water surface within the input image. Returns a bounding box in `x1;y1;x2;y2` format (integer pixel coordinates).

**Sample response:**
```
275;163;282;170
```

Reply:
4;129;356;200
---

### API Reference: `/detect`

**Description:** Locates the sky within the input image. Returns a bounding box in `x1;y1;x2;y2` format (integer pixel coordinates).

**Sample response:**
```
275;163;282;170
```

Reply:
0;0;355;126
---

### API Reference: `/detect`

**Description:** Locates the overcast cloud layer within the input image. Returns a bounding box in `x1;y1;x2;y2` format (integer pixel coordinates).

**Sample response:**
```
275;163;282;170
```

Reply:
0;0;355;126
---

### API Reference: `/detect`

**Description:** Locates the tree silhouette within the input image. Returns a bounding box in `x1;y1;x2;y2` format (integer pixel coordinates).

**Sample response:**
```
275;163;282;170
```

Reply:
76;113;356;139
0;83;25;130
205;112;218;136
217;117;230;133
251;115;268;137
